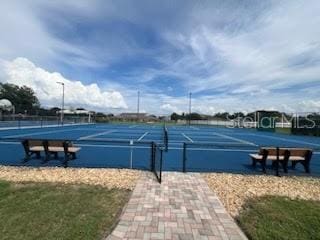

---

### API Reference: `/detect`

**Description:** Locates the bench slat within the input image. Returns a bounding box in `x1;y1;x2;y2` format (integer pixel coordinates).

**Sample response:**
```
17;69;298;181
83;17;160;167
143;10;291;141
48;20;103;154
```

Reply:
68;147;81;153
30;146;44;151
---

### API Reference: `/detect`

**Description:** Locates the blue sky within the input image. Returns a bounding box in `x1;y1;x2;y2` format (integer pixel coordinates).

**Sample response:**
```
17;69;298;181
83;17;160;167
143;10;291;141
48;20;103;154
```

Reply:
0;0;320;114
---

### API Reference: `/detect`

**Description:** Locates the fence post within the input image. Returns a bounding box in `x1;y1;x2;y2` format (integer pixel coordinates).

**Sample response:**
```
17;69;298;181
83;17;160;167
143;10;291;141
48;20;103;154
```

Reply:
129;140;133;169
276;147;280;176
159;148;163;183
150;142;155;171
182;142;186;173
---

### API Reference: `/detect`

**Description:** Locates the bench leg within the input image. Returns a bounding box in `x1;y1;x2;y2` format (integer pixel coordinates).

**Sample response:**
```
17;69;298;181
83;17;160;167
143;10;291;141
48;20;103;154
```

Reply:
261;160;267;174
43;153;50;163
302;161;310;173
63;160;68;168
71;153;76;160
22;154;30;163
282;160;288;173
292;161;297;170
251;158;257;167
63;155;69;168
36;152;41;159
274;160;280;177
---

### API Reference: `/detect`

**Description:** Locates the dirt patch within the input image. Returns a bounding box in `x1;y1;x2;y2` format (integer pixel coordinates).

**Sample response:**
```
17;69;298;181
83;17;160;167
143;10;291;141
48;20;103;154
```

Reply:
0;166;142;190
204;173;320;217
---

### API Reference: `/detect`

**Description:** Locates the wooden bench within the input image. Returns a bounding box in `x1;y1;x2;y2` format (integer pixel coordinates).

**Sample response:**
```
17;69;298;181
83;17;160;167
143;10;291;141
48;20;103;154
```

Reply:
250;147;313;175
287;148;313;173
21;139;81;167
43;140;81;167
22;140;44;162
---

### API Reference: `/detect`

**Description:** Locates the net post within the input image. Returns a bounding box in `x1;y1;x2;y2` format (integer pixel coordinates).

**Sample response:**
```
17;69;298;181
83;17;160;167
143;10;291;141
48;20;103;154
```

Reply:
182;142;187;172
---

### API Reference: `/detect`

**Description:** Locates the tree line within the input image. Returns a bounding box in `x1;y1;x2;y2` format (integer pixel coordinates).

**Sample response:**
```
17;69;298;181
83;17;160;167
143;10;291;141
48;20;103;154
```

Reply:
170;111;320;121
0;83;74;116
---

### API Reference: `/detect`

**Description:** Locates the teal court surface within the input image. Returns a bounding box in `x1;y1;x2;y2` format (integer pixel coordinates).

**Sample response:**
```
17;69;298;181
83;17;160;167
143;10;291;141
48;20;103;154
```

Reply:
0;123;319;175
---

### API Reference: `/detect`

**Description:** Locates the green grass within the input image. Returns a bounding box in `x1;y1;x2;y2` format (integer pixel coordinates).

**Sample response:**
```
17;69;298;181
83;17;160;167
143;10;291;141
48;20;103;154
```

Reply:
237;196;320;240
0;181;131;240
275;127;292;134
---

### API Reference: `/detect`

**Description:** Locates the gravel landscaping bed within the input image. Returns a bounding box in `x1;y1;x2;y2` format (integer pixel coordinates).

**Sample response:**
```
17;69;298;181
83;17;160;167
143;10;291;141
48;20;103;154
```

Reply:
0;166;142;190
204;173;320;217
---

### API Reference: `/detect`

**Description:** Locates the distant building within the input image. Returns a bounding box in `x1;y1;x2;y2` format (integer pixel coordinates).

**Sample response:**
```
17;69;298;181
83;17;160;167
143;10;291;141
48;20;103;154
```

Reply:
117;113;158;122
57;108;93;115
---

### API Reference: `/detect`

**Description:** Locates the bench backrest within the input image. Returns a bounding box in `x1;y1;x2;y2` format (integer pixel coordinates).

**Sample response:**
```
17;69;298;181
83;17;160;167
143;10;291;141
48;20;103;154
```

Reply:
260;147;313;162
47;140;64;147
28;140;43;147
261;148;287;156
286;148;311;157
21;140;43;155
43;140;74;154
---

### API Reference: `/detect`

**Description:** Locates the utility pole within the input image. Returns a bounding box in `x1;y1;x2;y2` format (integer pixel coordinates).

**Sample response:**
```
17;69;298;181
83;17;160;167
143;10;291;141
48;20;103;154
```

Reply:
189;92;192;125
56;82;65;125
137;91;140;121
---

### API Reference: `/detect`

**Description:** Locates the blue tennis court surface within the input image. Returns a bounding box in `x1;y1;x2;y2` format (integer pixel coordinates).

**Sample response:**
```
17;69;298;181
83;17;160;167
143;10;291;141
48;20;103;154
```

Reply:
0;123;319;176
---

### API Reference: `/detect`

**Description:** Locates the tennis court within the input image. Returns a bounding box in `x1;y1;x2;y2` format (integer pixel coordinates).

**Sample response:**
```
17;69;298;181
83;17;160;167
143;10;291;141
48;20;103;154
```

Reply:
0;123;319;176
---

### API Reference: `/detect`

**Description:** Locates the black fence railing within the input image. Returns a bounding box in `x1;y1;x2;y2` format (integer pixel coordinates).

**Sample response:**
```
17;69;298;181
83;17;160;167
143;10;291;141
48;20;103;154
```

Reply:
163;125;168;152
182;142;259;172
0;115;91;129
152;142;163;183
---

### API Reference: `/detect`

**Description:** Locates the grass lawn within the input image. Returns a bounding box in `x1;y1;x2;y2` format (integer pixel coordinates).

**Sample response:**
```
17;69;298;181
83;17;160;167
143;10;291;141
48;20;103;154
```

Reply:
0;180;131;240
275;127;292;135
237;196;320;240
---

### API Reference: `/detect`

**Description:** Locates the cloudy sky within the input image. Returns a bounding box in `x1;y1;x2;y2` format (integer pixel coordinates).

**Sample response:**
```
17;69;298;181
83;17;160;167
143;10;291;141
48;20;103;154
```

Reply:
0;0;319;115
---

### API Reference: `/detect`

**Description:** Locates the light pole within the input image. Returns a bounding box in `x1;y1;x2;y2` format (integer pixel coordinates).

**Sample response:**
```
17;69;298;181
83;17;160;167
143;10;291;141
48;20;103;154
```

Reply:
188;92;192;125
56;82;65;125
137;91;140;121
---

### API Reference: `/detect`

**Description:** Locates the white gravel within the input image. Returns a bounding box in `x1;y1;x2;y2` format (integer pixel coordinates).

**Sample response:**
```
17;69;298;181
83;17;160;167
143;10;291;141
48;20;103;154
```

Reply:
0;166;142;190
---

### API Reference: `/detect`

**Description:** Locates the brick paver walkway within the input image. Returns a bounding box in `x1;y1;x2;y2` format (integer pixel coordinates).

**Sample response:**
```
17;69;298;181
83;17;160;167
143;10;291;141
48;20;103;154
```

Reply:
107;172;247;240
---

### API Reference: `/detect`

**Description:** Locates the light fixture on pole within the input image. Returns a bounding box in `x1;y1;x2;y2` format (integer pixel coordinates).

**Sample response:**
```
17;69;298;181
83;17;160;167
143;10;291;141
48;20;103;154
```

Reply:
56;82;65;125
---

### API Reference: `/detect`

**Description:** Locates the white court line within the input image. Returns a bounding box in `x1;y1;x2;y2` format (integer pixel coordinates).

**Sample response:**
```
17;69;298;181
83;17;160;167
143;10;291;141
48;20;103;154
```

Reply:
212;132;257;146
129;125;137;128
252;134;320;147
0;141;20;145
2;128;82;139
190;126;199;130
138;132;149;141
78;130;116;140
182;133;194;143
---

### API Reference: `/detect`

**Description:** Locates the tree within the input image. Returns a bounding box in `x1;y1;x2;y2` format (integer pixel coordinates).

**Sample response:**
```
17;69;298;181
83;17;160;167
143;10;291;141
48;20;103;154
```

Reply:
0;83;40;114
186;112;202;120
171;112;179;121
214;112;230;120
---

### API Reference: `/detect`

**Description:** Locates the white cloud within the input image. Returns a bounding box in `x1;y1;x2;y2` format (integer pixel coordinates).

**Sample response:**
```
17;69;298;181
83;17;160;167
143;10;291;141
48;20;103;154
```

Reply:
0;1;319;114
163;0;320;93
160;103;181;114
0;58;127;111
